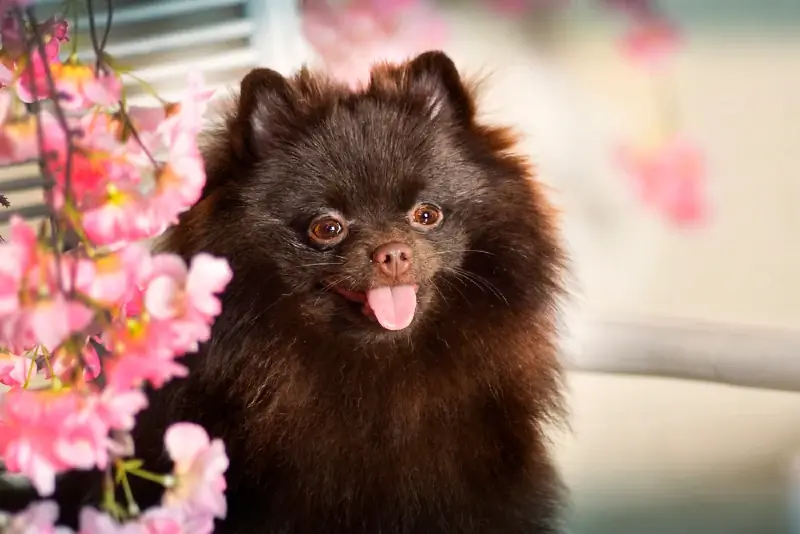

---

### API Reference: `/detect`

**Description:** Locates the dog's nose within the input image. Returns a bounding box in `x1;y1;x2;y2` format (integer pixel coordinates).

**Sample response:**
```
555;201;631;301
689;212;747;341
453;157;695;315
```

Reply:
372;242;413;278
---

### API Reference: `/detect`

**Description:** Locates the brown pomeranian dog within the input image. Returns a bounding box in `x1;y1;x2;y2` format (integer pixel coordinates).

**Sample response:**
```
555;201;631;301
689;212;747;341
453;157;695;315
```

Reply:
0;50;568;533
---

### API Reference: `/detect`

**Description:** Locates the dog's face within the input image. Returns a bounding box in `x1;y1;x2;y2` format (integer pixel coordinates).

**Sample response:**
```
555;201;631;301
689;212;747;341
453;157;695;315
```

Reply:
197;52;563;343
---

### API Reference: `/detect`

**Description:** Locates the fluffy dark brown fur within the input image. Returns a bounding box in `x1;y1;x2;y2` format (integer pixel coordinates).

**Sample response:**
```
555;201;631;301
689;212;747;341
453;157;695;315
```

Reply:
1;51;568;533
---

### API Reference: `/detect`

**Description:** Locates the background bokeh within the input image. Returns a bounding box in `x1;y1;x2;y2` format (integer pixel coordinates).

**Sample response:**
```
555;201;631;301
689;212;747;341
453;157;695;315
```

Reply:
2;1;800;532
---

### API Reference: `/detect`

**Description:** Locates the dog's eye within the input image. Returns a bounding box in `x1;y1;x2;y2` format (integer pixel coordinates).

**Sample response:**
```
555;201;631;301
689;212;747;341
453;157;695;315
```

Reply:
309;215;348;246
410;203;443;229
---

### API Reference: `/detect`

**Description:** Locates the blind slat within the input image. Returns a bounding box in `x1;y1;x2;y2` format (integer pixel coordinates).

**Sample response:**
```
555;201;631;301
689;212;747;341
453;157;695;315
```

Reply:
76;0;248;27
76;19;254;60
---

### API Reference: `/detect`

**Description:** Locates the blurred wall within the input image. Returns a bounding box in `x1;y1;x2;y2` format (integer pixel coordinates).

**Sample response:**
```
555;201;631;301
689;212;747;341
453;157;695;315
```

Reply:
433;1;800;532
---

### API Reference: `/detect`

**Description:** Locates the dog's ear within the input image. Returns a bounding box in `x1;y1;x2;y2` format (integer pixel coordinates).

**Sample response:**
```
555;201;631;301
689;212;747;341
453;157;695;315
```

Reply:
230;68;294;160
404;51;475;125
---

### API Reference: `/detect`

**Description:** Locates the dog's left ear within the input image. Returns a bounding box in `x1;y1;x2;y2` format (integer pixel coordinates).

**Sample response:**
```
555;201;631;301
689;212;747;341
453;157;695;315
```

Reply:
405;51;475;125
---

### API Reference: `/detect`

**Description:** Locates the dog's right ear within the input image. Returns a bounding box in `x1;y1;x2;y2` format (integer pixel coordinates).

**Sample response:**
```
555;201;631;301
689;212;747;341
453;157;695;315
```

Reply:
230;68;294;160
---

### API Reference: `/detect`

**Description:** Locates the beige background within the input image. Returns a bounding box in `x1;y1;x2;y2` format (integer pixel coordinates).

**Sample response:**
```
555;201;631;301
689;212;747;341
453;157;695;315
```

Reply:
435;3;800;532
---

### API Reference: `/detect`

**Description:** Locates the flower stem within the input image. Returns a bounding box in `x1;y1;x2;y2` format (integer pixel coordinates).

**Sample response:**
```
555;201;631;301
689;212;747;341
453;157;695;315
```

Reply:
128;468;172;487
114;460;141;516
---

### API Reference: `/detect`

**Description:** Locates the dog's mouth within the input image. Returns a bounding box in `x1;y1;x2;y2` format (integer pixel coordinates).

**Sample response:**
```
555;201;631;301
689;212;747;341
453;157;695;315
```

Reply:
322;281;420;331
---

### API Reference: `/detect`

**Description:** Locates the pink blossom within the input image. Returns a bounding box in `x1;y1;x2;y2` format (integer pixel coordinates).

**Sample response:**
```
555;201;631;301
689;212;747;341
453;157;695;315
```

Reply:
0;390;81;495
51;62;123;110
300;0;447;88
0;386;150;495
162;422;228;525
0;350;30;387
102;250;230;391
0;91;47;166
136;506;185;534
77;246;148;307
91;387;148;433
617;137;709;226
619;18;681;70
77;505;186;534
78;508;144;534
9;17;69;100
0;217;32;316
29;293;94;352
81;184;152;246
0;14;66;62
142;252;232;353
2;500;72;534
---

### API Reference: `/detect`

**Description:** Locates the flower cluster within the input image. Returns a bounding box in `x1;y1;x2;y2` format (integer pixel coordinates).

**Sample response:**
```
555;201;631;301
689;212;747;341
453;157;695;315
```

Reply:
0;1;231;532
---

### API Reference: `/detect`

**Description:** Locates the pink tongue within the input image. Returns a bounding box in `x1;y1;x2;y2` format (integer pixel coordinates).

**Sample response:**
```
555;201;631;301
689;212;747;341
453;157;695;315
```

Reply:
365;285;417;331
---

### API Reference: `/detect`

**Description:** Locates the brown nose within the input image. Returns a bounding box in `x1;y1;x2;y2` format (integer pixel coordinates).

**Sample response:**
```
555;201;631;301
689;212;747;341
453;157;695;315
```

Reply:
372;242;413;278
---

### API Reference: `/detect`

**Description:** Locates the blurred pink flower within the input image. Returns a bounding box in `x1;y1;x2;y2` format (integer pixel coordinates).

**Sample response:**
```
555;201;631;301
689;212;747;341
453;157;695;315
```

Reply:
78;507;145;534
0;351;29;387
0;390;83;495
2;500;71;534
301;0;447;88
620;18;681;70
0;91;45;165
29;293;94;352
162;422;229;530
617;137;709;226
0;386;150;496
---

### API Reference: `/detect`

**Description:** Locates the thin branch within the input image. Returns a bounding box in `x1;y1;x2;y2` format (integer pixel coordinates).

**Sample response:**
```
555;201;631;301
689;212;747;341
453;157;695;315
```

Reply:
13;7;66;292
85;0;114;74
99;0;113;51
0;193;7;242
116;105;161;171
85;0;101;70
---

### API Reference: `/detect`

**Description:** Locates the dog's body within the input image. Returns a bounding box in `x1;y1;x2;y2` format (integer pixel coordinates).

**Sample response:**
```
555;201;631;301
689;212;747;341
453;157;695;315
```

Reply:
1;51;568;533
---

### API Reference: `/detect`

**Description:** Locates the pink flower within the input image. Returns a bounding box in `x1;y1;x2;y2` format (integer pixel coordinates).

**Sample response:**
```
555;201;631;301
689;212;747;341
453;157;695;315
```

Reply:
162;422;229;525
617;137;709;226
0;14;66;61
301;0;447;88
78;507;144;534
81;184;152;246
9;17;70;100
0;350;30;387
77;505;185;534
77;246;148;307
0;91;45;166
92;387;148;433
0;217;31;316
51;62;123;110
142;252;232;353
0;385;149;495
29;293;94;352
102;250;230;391
2;500;72;534
619;18;681;70
0;390;81;495
136;506;185;534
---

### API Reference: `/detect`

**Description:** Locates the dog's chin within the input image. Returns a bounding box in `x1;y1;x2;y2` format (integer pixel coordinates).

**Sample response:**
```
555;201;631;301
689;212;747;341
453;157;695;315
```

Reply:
316;281;423;336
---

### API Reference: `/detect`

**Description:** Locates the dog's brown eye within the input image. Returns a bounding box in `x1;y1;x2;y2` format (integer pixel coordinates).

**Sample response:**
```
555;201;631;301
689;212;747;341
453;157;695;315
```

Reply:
309;216;347;245
410;204;443;229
